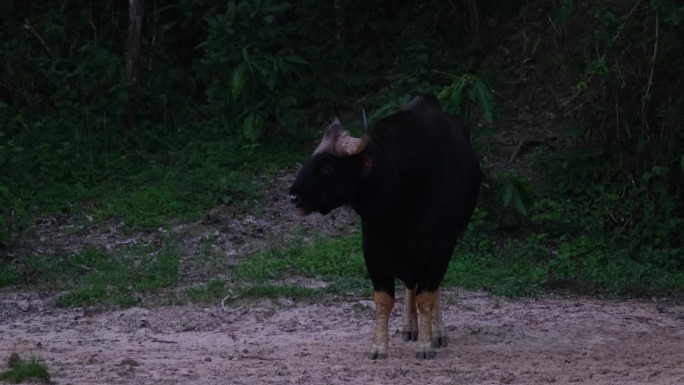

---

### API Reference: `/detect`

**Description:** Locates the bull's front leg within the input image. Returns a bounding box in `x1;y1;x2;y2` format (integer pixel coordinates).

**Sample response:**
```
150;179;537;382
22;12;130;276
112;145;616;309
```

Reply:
415;290;438;359
402;287;418;341
370;290;395;360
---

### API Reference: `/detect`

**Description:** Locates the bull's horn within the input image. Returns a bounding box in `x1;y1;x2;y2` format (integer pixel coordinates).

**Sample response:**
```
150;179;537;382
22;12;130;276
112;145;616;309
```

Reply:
336;132;369;156
313;118;369;157
333;102;340;123
362;109;368;132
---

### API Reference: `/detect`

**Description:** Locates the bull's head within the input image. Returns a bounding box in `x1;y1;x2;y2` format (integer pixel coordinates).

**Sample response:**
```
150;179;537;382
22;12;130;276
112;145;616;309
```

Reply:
288;118;371;215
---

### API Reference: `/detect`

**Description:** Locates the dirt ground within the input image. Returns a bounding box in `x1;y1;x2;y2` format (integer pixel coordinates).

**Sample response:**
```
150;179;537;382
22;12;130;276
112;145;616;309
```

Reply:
1;289;683;385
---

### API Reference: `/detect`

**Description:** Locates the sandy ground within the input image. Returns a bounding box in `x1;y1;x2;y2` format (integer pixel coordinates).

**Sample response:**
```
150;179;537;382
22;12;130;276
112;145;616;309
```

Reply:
1;289;683;385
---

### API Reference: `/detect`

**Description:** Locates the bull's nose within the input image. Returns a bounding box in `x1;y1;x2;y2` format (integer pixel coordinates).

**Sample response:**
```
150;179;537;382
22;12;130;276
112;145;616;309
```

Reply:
289;194;299;205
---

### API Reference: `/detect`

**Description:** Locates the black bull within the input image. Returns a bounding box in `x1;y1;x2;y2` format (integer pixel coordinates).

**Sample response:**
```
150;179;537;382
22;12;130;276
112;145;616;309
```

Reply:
288;95;481;359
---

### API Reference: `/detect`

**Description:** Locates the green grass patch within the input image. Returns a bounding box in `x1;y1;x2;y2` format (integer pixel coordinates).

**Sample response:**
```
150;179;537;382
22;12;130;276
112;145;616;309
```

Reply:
1;129;305;243
170;233;370;305
445;236;549;297
447;229;684;298
234;236;366;280
0;263;21;287
0;353;50;384
2;242;180;307
227;225;683;301
183;279;231;304
231;234;371;298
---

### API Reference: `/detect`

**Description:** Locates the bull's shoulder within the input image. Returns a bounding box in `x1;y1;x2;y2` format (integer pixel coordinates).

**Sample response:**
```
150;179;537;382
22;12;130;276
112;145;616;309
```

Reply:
370;95;472;147
402;94;441;113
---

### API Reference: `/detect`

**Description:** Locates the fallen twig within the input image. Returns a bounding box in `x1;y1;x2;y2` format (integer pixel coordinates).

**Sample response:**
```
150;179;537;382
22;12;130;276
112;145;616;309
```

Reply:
507;137;557;165
151;337;178;344
221;294;244;314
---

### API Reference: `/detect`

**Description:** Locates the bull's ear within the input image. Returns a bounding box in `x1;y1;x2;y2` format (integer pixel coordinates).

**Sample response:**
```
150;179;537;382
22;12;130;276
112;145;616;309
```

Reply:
361;155;374;177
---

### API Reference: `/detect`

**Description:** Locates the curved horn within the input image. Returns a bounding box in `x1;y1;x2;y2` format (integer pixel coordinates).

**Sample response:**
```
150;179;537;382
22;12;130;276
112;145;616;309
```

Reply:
332;102;340;123
313;116;370;157
362;109;368;132
335;132;369;156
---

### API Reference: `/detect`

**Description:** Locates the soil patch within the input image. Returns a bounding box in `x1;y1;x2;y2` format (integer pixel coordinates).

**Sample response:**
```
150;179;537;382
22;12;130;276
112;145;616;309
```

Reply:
2;290;683;385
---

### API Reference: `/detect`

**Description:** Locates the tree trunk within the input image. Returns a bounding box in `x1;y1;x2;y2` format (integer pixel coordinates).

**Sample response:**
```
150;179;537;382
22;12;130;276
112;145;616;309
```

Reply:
123;0;144;131
465;0;480;44
124;0;144;84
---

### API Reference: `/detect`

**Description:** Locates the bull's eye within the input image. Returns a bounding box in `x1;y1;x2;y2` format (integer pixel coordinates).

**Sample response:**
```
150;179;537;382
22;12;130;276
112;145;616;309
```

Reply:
320;163;335;176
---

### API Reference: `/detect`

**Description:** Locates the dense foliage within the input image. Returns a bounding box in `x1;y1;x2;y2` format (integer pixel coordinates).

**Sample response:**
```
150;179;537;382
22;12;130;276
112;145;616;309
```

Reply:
542;0;683;269
0;0;681;297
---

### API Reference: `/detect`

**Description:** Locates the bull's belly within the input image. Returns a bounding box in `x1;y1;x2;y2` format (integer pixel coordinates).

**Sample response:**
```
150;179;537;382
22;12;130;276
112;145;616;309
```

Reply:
363;240;455;288
361;217;462;288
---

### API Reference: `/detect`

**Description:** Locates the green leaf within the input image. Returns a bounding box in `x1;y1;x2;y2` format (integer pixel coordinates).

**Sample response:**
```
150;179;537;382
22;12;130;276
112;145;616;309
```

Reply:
231;64;247;100
264;72;277;90
552;0;575;24
449;78;468;113
242;113;265;142
502;183;514;207
468;79;495;123
652;165;668;176
512;191;528;215
642;165;669;183
438;77;469;115
252;61;268;77
513;177;535;209
284;55;308;64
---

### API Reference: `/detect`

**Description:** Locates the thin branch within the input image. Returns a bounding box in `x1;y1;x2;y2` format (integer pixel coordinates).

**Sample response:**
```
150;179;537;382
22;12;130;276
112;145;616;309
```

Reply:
89;8;98;42
641;11;659;134
507;137;557;166
547;16;561;37
562;0;643;113
23;18;51;54
151;337;178;344
613;0;643;43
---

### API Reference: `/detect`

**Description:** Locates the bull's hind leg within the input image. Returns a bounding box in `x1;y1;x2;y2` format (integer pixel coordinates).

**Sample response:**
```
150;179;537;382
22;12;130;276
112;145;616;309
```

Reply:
402;287;418;341
415;291;438;359
370;291;394;360
431;287;448;347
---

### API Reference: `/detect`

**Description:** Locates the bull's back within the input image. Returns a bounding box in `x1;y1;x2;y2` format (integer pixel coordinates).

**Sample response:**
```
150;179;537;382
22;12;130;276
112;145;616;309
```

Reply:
363;101;480;272
415;113;479;244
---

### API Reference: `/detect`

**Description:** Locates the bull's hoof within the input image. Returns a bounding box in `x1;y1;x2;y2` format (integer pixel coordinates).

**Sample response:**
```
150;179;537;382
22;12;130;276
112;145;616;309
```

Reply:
370;352;388;360
415;350;437;359
402;331;418;342
433;335;448;348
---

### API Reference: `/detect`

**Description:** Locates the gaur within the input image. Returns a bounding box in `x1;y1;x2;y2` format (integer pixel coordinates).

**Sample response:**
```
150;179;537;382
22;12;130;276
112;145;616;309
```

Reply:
288;95;481;359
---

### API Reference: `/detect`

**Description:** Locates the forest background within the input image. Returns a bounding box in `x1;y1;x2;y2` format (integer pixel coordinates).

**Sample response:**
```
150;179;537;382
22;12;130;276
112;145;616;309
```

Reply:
0;0;682;304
